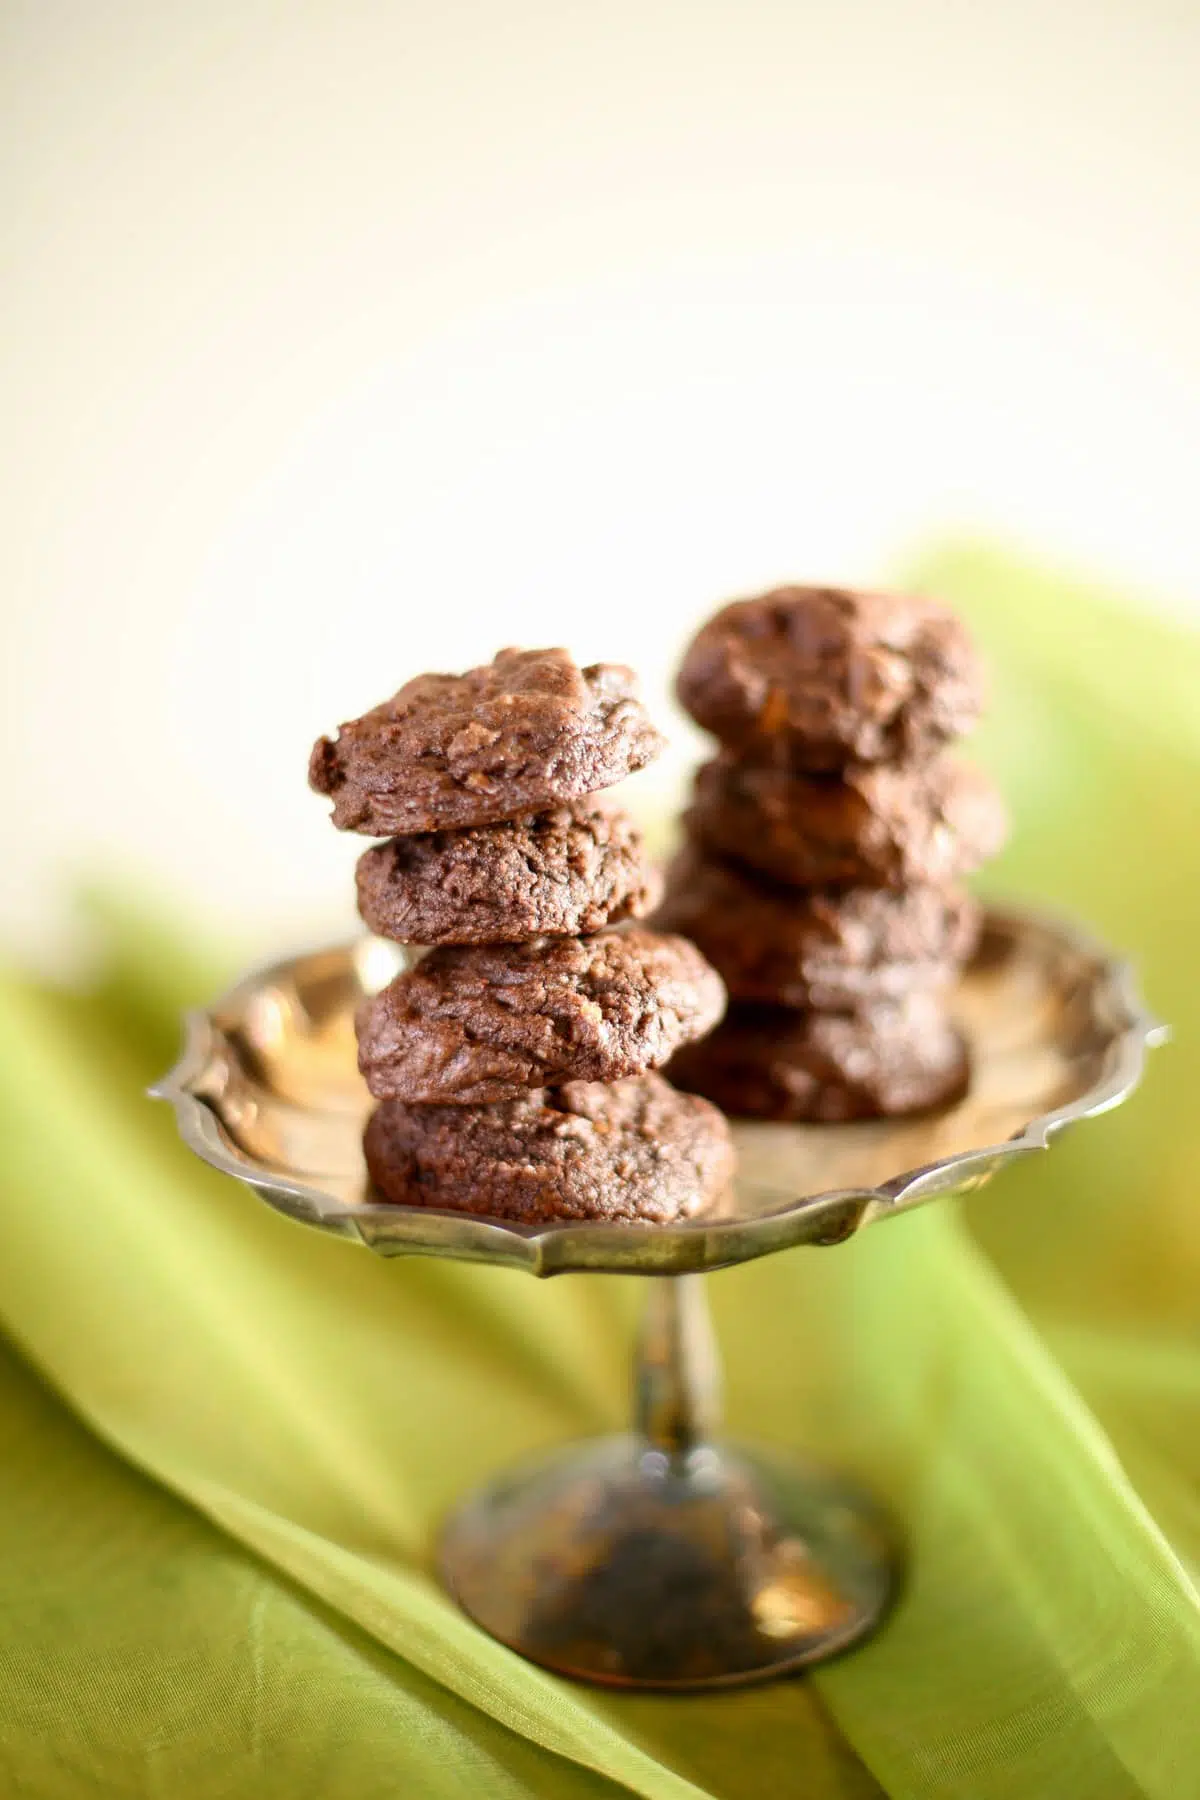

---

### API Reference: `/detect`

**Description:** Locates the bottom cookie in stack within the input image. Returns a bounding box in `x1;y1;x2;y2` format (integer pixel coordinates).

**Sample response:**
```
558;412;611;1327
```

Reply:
666;993;969;1125
653;845;974;1122
365;1073;735;1223
357;924;735;1221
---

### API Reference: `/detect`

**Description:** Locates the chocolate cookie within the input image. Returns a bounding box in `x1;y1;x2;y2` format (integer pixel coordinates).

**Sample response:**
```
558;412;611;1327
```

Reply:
652;844;980;1008
310;647;666;835
363;1074;735;1223
357;926;727;1104
687;752;1006;890
667;994;969;1122
676;586;983;767
355;799;661;945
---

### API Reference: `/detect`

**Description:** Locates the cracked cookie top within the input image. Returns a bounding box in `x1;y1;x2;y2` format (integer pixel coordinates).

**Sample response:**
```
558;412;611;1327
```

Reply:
310;646;665;835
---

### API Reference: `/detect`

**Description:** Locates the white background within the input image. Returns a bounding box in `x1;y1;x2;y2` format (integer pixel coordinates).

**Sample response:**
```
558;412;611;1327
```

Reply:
3;2;1197;957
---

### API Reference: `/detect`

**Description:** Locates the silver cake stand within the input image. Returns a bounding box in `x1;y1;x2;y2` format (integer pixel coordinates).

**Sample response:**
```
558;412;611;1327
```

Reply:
153;904;1161;1689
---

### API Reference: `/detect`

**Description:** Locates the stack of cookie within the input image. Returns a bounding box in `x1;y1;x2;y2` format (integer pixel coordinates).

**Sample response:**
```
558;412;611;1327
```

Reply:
658;586;1007;1121
309;646;734;1222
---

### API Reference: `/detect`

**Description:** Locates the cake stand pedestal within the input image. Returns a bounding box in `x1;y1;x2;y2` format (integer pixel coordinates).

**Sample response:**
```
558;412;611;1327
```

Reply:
439;1271;896;1685
153;905;1161;1688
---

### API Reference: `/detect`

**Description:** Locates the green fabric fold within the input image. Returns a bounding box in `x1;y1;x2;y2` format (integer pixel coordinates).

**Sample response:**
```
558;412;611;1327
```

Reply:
0;544;1196;1798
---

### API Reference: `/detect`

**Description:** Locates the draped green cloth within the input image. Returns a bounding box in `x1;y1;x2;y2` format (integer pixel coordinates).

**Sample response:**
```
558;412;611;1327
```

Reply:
1;545;1197;1799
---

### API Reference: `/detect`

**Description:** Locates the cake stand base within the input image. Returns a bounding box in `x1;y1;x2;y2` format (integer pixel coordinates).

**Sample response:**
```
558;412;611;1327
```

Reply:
441;1432;898;1689
440;1275;899;1688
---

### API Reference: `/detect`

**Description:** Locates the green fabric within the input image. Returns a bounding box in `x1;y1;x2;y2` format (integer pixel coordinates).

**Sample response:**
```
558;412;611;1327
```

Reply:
1;543;1198;1798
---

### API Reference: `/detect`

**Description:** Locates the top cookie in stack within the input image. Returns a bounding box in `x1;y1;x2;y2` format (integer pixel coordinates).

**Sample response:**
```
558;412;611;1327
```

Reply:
658;586;1007;1122
309;646;734;1223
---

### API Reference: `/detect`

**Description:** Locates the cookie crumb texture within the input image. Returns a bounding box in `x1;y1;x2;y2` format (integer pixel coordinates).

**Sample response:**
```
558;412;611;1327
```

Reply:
364;1074;735;1223
676;586;983;767
653;844;980;1008
355;799;661;945
310;646;666;835
357;927;727;1104
686;752;1006;890
668;995;969;1123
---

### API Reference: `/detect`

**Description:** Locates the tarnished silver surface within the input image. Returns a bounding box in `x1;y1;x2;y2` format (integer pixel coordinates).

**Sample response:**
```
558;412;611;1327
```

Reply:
152;906;1163;1277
